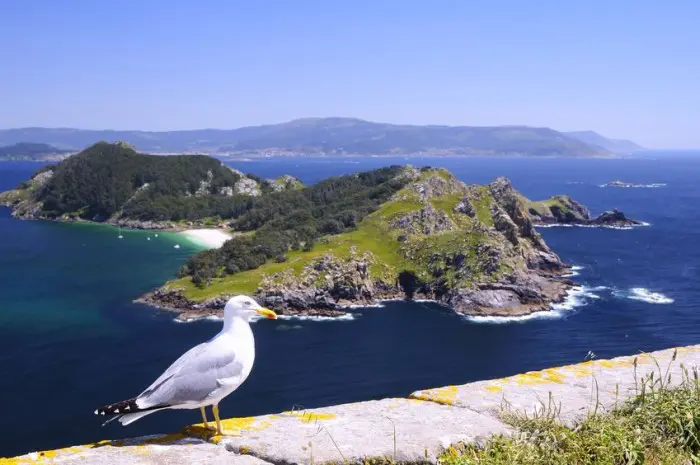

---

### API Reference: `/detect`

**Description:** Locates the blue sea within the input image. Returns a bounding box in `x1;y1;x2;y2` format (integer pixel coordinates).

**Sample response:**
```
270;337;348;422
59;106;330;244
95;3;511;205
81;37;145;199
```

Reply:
1;153;699;457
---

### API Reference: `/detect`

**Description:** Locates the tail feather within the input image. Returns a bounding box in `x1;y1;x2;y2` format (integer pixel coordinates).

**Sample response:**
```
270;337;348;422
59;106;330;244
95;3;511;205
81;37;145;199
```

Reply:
95;397;169;426
118;409;163;426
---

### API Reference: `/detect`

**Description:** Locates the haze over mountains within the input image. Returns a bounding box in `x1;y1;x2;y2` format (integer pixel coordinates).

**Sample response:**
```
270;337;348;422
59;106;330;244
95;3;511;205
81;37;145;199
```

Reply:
564;131;644;154
0;118;643;158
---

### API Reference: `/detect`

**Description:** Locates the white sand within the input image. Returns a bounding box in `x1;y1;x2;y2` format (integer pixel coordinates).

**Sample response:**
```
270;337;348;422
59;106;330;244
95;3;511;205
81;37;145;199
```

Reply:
179;229;232;249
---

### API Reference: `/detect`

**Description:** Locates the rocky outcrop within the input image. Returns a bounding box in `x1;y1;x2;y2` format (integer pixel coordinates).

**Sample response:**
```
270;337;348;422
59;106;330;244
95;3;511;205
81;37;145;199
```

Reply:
589;209;645;228
0;168;54;217
490;177;541;243
390;205;454;235
527;194;644;228
234;177;261;196
409;170;464;200
268;175;304;192
487;178;562;271
194;170;214;196
445;272;571;316
257;250;401;313
527;195;589;224
454;197;476;217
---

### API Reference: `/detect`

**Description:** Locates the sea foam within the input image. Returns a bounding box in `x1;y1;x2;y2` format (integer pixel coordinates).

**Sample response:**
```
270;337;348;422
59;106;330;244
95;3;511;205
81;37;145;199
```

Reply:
562;265;585;277
618;287;674;304
599;183;667;188
276;313;357;322
535;223;649;230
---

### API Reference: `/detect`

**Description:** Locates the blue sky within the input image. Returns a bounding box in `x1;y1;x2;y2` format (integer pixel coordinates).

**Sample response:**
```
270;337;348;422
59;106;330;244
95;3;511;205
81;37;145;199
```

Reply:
1;0;698;148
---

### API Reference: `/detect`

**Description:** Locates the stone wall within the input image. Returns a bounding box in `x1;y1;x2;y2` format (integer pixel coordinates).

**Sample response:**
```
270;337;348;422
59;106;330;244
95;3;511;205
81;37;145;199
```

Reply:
6;345;700;464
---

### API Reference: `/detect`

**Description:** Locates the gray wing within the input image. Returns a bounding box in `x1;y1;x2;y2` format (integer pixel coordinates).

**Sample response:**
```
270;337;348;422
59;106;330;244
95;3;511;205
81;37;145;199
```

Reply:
135;341;244;409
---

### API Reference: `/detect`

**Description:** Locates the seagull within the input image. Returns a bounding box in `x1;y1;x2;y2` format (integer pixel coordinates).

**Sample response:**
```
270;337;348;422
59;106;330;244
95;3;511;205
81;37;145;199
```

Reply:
94;295;277;435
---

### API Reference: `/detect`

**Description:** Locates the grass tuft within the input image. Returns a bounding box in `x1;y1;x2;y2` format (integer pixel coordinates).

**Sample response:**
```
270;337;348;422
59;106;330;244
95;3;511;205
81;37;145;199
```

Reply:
440;357;700;465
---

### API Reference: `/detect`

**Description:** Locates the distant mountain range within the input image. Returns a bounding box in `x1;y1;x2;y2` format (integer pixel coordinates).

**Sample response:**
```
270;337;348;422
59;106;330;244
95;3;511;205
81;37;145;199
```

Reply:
0;118;644;158
564;131;644;154
0;142;73;161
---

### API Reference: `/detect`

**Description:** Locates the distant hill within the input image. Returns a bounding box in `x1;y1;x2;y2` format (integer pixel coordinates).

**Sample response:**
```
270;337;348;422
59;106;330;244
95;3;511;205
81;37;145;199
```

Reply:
0;118;613;157
0;142;72;161
565;131;644;154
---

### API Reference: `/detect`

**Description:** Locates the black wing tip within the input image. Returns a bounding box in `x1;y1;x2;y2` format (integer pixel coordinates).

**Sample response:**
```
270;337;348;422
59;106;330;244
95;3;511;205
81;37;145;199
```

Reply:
95;397;139;416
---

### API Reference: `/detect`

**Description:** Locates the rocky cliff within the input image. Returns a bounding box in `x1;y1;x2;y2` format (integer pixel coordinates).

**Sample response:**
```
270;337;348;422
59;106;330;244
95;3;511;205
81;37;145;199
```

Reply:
145;169;575;320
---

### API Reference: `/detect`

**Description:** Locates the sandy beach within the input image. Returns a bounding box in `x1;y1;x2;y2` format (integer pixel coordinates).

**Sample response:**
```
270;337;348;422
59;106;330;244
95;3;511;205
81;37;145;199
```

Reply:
179;229;232;249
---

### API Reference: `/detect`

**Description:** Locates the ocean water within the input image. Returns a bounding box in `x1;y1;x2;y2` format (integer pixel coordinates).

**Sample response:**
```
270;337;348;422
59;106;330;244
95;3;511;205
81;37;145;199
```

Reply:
1;153;699;456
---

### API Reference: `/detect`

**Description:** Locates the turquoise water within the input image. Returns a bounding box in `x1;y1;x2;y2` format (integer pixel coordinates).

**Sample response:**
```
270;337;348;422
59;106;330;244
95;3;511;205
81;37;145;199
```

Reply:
1;154;700;456
0;218;200;332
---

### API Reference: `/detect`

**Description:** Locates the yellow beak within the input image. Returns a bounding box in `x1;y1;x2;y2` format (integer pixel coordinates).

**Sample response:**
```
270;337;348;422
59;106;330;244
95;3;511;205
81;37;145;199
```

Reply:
256;307;278;320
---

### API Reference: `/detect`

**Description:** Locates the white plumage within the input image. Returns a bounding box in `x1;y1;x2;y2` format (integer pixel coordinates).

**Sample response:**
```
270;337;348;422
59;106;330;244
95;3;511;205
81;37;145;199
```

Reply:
95;295;277;435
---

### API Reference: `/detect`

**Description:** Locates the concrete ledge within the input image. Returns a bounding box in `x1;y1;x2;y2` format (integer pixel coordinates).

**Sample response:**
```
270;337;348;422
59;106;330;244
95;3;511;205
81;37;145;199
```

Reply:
410;346;700;424
5;344;700;464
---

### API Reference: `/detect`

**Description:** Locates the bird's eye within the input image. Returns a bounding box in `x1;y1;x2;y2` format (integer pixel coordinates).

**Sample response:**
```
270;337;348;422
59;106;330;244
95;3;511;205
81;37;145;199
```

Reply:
244;301;251;306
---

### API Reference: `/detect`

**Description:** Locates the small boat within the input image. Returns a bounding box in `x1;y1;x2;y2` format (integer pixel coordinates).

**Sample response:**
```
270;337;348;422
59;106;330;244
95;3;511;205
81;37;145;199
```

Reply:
147;237;151;241
174;244;181;249
118;227;123;239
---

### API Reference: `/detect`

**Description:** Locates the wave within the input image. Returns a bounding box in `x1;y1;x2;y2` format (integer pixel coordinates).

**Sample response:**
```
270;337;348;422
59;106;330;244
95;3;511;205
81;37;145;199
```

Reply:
561;265;585;277
464;285;604;324
616;287;674;304
342;302;387;309
276;313;357;322
173;315;223;324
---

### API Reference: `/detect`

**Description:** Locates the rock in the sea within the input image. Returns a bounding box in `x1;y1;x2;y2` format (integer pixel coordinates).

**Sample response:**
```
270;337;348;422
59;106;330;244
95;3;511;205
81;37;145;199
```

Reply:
589;209;644;227
527;194;643;228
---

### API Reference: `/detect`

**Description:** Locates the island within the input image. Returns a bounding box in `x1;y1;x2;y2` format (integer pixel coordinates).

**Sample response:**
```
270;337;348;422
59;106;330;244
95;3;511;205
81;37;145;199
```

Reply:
0;142;73;161
602;180;666;188
1;142;642;320
0;141;303;230
526;195;644;228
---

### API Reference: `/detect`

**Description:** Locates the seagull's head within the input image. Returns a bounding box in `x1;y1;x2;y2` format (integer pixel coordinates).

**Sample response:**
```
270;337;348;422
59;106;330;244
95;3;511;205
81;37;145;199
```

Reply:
224;295;277;321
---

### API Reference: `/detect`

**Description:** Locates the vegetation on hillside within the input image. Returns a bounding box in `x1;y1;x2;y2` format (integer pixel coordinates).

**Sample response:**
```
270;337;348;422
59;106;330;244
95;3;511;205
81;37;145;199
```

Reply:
178;166;410;286
441;353;700;464
26;142;242;220
171;168;530;297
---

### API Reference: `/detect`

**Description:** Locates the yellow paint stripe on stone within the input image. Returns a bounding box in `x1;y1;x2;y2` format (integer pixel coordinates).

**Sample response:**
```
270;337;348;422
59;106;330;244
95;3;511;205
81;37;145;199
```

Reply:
185;416;273;443
284;411;337;423
411;385;459;406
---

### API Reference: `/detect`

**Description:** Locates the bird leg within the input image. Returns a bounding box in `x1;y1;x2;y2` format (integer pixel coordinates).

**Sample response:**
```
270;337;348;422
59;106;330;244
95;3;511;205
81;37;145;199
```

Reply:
212;404;240;436
200;406;211;429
